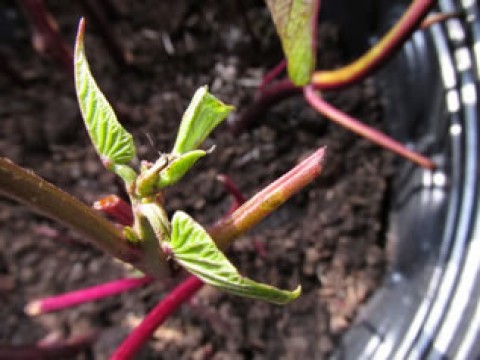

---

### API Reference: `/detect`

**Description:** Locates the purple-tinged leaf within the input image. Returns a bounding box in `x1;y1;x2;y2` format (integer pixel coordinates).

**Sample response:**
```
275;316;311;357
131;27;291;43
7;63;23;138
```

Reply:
265;0;319;86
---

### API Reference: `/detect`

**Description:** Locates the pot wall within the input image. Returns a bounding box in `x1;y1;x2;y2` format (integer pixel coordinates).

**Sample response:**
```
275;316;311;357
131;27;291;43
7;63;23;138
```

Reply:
330;1;480;358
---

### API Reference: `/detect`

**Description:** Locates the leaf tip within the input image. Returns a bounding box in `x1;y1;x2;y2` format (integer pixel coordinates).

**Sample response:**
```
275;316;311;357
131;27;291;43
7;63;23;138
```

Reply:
317;146;327;165
268;284;301;305
75;18;86;50
292;285;302;299
192;85;208;102
225;104;236;113
277;284;301;305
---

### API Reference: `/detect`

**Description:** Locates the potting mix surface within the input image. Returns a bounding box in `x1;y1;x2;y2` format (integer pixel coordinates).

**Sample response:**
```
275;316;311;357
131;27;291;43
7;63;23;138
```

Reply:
0;1;393;358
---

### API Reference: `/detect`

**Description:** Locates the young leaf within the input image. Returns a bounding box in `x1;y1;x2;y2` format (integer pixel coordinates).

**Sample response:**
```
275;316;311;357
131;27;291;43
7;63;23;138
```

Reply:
112;164;137;186
74;19;136;167
170;211;301;305
172;86;234;155
265;0;319;86
135;157;168;197
157;150;206;189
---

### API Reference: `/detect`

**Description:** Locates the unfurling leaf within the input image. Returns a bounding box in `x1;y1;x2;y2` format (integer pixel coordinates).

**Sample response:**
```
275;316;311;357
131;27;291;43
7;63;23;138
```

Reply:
158;150;206;189
170;211;301;305
265;0;319;86
74;19;136;168
172;86;234;155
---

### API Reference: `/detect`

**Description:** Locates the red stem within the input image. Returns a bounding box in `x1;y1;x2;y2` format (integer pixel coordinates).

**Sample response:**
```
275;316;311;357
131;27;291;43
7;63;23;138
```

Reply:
25;276;153;315
233;0;435;132
303;86;435;169
94;195;134;226
312;0;436;89
258;60;287;92
230;78;301;134
216;174;246;214
110;276;204;360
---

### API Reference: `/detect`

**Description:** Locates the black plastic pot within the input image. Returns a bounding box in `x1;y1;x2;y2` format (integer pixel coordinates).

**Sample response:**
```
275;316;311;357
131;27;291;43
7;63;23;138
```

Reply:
327;0;480;358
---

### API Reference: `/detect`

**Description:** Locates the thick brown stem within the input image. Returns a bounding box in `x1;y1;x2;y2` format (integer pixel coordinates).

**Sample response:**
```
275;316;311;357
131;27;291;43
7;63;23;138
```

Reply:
0;149;325;278
0;144;326;358
0;158;168;277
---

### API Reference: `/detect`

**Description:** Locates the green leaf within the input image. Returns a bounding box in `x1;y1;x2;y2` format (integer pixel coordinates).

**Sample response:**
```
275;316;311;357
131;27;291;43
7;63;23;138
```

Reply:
74;19;136;167
158;150;206;189
112;164;137;186
170;211;301;305
135;157;168;197
140;202;171;242
172;86;234;155
265;0;319;86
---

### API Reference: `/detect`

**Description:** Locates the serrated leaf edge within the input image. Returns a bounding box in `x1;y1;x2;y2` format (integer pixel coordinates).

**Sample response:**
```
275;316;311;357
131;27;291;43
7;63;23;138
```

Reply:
74;18;136;166
170;211;301;305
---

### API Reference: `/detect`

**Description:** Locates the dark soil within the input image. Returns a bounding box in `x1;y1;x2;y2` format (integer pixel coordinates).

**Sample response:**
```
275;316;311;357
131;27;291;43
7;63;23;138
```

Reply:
0;1;393;359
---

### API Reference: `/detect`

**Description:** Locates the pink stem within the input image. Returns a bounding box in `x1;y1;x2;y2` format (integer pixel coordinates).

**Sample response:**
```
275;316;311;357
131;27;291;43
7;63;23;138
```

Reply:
216;174;246;214
258;60;287;92
210;146;326;249
303;86;435;169
420;11;463;29
25;276;153;315
233;0;434;132
217;174;267;256
94;195;134;226
110;276;204;360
